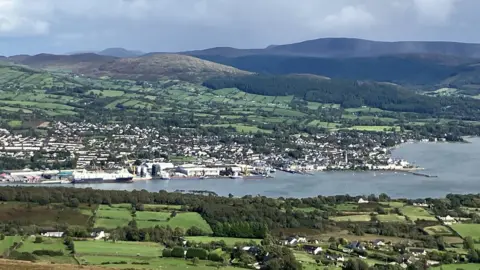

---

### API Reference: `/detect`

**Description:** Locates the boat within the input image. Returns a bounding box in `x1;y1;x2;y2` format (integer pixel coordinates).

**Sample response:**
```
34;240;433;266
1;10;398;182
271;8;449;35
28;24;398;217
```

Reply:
60;180;71;184
230;172;243;179
41;180;62;184
159;171;170;180
71;169;134;184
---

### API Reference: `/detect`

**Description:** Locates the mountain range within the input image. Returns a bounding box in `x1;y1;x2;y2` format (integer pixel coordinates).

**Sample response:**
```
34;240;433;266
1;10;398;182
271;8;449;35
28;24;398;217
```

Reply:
3;37;480;87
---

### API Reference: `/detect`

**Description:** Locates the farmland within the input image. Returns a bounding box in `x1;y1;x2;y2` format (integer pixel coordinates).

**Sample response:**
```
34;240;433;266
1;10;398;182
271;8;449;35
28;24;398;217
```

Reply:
184;236;261;246
93;204;212;233
400;206;437;221
451;224;480;239
1;63;473;135
424;225;453;236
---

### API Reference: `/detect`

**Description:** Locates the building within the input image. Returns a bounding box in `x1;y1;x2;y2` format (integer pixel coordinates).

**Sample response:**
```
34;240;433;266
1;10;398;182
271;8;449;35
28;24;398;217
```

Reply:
41;232;64;238
303;245;322;255
176;166;220;177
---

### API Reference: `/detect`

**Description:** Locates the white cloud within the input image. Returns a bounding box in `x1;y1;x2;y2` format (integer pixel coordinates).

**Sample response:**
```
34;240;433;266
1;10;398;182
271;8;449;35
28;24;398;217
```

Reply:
413;0;459;24
321;5;376;30
0;0;50;36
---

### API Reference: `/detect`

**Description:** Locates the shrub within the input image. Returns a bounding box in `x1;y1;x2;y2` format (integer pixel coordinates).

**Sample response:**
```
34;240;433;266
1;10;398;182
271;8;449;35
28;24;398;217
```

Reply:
8;251;36;262
32;250;64;256
34;236;43;243
187;226;206;236
186;247;208;260
162;248;172;258
208;252;224;262
171;246;185;258
132;262;150;265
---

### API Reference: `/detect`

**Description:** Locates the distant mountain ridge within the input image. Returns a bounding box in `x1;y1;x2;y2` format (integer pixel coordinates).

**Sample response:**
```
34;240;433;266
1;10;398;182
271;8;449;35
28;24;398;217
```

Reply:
183;38;480;58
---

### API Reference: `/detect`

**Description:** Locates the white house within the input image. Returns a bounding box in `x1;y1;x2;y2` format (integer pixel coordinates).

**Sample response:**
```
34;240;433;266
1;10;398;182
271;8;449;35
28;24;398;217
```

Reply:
358;198;369;204
304;245;323;255
41;232;64;238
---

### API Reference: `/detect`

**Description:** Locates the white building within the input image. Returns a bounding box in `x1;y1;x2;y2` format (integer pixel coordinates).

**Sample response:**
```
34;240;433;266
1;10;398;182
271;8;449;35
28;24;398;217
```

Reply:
177;166;220;177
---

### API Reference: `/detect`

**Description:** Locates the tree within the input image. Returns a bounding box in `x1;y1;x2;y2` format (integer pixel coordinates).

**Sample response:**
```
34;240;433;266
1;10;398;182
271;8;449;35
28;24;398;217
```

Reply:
34;236;43;243
192;257;200;266
463;236;475;250
343;259;369;270
171;246;185;258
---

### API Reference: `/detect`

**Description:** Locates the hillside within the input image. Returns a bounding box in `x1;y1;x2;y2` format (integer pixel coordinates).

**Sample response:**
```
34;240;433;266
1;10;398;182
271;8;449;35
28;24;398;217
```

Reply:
9;53;117;72
98;48;144;58
195;54;465;85
0;259;112;270
88;54;252;82
185;37;480;58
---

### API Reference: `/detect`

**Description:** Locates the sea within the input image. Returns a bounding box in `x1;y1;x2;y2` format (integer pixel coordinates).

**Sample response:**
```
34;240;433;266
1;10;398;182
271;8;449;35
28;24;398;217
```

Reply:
18;137;480;199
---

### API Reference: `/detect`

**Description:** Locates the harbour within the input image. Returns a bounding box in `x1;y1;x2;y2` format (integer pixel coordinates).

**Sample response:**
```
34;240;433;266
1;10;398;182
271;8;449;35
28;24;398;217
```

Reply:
0;138;479;199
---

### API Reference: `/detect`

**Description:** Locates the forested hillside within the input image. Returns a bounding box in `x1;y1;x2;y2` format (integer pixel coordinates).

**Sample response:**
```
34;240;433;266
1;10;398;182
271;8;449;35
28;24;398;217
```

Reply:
203;74;480;120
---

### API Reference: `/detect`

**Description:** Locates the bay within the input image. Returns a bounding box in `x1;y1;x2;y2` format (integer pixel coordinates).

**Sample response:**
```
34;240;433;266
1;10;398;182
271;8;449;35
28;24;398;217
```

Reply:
48;137;480;198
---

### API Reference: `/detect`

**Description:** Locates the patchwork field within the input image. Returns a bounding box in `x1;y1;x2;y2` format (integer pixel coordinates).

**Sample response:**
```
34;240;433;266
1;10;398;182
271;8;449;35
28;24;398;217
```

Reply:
75;240;162;257
400;206;437;221
424;225;454;236
94;205;212;233
331;215;371;222
184;236;261;246
16;236;66;253
451;224;480;239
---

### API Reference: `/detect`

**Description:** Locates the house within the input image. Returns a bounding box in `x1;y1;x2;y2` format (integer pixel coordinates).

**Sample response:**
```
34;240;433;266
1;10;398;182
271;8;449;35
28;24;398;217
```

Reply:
347;241;365;251
283;236;307;246
358;198;369;204
41;231;64;238
327;254;345;262
371;239;386;247
409;248;427;257
242;246;261;255
303;245;322;255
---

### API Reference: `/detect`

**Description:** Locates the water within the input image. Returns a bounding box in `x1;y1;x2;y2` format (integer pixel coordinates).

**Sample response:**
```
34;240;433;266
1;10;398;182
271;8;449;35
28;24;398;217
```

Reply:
53;138;480;198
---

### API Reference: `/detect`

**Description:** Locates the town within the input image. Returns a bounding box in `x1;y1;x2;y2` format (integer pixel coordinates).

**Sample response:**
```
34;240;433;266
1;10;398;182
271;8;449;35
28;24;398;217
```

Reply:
0;120;449;183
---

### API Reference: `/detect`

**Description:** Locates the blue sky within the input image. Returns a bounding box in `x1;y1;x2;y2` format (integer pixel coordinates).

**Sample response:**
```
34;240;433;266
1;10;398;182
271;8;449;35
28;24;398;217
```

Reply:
0;0;476;55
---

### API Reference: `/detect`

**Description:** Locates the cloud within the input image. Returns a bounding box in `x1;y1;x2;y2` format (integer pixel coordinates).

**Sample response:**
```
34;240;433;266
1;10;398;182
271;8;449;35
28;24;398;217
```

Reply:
413;0;459;24
321;5;376;31
0;0;478;55
0;0;50;36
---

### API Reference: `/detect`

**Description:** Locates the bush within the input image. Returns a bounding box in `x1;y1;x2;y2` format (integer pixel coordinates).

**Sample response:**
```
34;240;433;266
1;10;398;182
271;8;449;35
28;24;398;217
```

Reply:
208;252;224;262
162;248;172;258
32;250;64;256
187;226;206;236
171;246;185;258
8;251;36;262
132;262;150;265
34;236;43;243
186;247;208;260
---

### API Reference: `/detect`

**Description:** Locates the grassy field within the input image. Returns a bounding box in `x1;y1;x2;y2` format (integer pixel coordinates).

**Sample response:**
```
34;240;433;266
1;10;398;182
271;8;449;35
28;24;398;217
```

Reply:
0;236;22;253
376;214;407;223
424;225;454;236
434;264;480;270
451;224;480;239
184;236;261;246
400;206;437;221
17;236;66;253
348;125;399;132
7;120;22;128
136;212;213;233
335;203;359;211
331;215;371;222
75;240;162;257
95;205;133;229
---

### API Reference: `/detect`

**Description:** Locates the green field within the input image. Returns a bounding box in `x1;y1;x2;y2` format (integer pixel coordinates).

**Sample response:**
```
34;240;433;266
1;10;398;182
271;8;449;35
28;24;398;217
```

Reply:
348;125;399;132
424;225;453;236
451;224;480;239
75;240;162;257
0;236;22;253
434;264;480;270
137;212;213;233
335;203;359;211
331;215;371;222
7;120;22;128
184;236;261;246
376;214;407;222
17;236;66;253
400;206;437;221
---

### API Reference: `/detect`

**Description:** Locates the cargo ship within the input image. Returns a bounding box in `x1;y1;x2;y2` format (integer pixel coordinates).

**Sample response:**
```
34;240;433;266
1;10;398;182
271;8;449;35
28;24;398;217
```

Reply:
72;169;134;184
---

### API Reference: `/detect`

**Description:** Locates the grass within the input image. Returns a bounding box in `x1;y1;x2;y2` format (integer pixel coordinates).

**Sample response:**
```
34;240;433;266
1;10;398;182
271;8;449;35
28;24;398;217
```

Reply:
331;215;371;222
17;236;66;253
347;125;399;132
7;120;22;128
376;214;407;222
0;236;22;253
424;225;453;236
96;205;132;220
335;203;358;211
136;212;213;233
451;224;480;239
78;256;234;270
184;236;261;246
400;206;437;221
143;204;182;210
75;240;162;257
433;264;480;270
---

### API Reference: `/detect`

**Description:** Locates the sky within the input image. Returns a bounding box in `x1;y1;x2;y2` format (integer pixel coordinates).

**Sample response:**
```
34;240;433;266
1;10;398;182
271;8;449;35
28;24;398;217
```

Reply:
0;0;477;55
